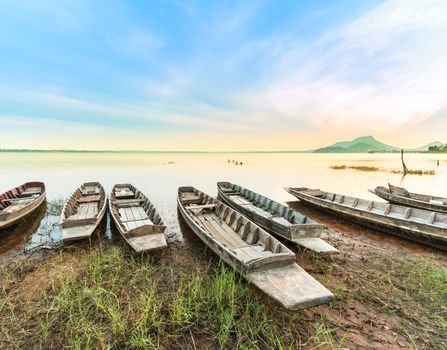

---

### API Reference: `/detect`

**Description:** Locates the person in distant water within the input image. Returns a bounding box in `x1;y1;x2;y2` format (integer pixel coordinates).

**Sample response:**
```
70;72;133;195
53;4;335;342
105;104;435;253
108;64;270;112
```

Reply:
437;160;440;167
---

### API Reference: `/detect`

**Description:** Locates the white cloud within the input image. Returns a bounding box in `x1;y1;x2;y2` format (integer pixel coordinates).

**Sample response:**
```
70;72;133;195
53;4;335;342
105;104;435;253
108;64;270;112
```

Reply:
241;0;447;137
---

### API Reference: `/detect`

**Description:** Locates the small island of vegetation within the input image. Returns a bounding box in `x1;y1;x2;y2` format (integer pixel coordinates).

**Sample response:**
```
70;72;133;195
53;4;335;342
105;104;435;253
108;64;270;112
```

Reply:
428;144;447;153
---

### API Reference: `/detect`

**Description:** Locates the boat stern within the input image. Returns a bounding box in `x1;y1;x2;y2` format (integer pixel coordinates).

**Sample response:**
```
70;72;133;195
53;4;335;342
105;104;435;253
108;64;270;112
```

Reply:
246;263;333;310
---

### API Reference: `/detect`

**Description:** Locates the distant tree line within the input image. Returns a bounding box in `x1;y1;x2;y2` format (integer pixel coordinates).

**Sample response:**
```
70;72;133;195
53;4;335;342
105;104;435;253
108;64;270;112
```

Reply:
428;144;447;152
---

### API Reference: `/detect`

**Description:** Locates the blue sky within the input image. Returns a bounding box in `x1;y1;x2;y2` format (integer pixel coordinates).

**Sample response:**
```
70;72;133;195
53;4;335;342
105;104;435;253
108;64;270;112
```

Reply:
0;0;446;150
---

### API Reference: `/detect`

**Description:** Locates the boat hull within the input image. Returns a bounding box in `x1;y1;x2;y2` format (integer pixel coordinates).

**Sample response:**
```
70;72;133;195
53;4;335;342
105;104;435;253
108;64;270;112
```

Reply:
217;183;338;254
60;183;107;242
286;189;447;251
0;182;46;230
177;192;333;310
373;187;447;214
109;184;167;253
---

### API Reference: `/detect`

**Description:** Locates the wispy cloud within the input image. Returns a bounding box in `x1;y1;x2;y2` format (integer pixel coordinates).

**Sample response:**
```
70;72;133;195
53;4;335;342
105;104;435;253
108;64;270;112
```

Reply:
1;0;447;149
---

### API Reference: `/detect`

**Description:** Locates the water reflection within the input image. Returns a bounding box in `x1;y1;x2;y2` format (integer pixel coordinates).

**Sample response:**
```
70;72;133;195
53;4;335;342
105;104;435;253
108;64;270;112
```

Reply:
0;202;47;253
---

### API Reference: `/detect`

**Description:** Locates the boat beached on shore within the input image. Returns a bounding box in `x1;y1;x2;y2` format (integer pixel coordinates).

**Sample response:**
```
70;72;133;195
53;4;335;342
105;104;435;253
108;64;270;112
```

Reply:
217;181;338;254
371;184;447;213
285;187;447;251
109;184;167;253
0;182;46;230
178;186;333;310
60;182;107;241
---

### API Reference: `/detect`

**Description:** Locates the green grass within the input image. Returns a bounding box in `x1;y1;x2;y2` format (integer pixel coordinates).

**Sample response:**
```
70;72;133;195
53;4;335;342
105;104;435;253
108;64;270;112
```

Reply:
391;169;436;175
1;244;445;349
344;251;447;347
47;197;65;215
0;247;301;349
330;165;347;170
331;165;435;175
330;165;379;172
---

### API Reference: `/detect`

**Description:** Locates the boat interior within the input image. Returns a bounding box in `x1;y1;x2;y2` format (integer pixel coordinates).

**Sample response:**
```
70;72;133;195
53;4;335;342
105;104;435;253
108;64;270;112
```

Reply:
0;182;44;214
111;184;164;233
179;187;294;266
218;182;311;226
292;188;447;229
61;182;105;226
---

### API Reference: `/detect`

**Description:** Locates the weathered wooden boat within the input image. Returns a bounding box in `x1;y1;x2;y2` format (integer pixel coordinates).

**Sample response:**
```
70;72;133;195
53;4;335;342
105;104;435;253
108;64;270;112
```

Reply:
371;184;447;214
285;187;447;251
217;182;338;254
60;182;107;241
178;186;333;310
109;184;167;253
0;182;46;230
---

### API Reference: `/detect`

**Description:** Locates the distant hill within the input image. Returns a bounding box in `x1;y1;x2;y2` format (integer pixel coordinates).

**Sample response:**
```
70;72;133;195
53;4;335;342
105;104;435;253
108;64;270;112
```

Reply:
314;136;399;153
411;141;444;151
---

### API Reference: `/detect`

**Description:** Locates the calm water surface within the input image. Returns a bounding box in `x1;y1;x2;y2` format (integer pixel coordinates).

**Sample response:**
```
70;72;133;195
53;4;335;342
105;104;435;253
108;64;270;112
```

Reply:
1;152;447;251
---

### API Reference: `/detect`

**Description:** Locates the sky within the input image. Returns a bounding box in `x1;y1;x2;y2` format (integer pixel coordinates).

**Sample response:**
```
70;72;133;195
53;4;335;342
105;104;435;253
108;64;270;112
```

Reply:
0;0;446;151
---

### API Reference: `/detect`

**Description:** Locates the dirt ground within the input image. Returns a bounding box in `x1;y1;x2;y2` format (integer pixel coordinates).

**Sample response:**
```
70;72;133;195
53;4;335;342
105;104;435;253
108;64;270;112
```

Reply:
1;203;446;349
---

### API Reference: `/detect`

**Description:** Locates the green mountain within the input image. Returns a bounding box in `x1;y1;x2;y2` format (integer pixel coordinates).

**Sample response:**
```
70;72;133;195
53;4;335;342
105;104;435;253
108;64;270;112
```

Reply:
412;141;444;151
314;136;399;153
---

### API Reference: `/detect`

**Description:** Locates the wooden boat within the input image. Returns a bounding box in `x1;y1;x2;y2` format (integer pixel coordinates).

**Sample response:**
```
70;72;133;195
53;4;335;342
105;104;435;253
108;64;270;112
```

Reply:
371;184;447;213
109;184;167;253
285;187;447;251
0;182;46;230
217;182;338;254
178;186;333;310
60;182;107;241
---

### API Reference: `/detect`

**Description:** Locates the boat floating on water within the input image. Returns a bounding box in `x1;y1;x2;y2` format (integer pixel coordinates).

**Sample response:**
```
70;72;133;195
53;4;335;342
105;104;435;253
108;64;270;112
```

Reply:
0;182;46;230
109;184;167;253
217;181;338;254
60;182;107;241
371;184;447;214
285;187;447;251
178;186;333;310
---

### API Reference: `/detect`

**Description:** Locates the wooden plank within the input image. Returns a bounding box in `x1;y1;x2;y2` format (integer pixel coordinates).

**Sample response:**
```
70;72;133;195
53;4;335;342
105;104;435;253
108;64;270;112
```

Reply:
78;195;101;203
198;214;247;249
232;245;273;263
186;204;217;210
294;238;339;254
115;187;135;199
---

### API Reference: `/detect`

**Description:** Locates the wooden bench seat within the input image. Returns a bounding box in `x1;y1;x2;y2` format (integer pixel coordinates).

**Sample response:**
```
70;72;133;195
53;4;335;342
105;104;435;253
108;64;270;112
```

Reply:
78;195;101;203
70;203;98;220
115;188;135;199
231;245;274;263
17;190;41;198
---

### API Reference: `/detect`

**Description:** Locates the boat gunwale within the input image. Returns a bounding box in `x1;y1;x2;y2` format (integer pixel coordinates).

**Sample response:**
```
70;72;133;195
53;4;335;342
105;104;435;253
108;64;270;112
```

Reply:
109;183;167;252
60;182;107;241
178;186;296;273
373;185;447;213
285;187;447;240
217;182;329;245
0;182;46;229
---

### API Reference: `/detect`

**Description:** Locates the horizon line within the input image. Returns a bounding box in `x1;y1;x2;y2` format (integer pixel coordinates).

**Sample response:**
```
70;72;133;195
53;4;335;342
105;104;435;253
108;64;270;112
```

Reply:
0;148;313;154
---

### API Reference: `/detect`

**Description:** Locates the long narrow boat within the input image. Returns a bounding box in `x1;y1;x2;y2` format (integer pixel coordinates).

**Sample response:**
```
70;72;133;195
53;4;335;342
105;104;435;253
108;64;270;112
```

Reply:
0;182;46;230
371;184;447;214
60;182;107;241
285;187;447;251
109;184;167;253
178;186;333;310
217;182;338;254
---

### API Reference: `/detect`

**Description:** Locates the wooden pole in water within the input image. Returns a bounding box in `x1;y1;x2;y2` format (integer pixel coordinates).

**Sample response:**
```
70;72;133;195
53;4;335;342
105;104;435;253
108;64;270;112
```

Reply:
401;149;408;174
